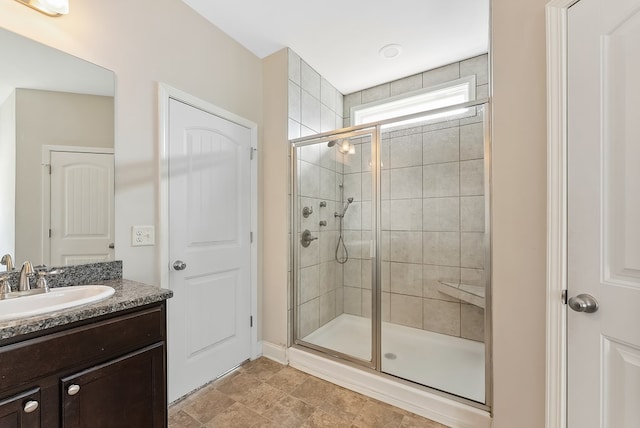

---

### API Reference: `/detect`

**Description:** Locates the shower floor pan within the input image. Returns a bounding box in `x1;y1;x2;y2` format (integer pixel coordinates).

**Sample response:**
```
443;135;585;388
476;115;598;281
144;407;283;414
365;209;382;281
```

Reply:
301;313;485;403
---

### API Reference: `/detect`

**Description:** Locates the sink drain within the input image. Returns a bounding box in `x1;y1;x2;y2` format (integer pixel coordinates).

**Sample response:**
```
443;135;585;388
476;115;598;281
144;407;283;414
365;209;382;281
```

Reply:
384;352;397;360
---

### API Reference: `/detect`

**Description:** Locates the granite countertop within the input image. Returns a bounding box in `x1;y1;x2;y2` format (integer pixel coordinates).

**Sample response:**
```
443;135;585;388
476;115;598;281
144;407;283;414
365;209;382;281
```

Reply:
0;279;173;341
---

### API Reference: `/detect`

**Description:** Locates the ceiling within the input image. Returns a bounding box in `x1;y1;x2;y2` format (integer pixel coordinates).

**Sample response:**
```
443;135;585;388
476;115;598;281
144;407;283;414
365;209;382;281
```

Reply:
181;0;489;94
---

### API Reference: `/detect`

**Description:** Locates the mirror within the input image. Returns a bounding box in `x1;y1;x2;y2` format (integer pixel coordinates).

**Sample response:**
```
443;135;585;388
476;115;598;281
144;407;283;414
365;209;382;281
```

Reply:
0;27;115;268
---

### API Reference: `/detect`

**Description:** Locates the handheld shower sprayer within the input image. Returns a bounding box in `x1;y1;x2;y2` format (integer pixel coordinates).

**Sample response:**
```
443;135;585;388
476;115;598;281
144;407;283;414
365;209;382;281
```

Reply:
335;197;354;218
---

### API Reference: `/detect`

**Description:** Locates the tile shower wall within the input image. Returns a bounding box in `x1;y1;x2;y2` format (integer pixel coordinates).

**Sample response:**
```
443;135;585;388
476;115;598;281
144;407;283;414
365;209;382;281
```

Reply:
342;54;488;342
288;50;343;140
340;135;373;320
288;49;346;338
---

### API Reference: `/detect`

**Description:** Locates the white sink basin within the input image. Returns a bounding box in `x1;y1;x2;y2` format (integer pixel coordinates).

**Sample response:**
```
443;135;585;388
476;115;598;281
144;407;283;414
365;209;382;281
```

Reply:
0;285;115;322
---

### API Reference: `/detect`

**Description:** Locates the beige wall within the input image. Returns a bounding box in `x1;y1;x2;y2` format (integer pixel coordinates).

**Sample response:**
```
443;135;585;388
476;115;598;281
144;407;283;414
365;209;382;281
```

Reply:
491;0;547;426
0;0;263;284
14;89;114;264
262;49;289;346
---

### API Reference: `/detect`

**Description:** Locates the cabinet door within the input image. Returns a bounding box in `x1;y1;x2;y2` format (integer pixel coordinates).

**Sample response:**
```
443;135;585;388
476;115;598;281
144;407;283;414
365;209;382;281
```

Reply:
0;388;41;428
61;344;166;428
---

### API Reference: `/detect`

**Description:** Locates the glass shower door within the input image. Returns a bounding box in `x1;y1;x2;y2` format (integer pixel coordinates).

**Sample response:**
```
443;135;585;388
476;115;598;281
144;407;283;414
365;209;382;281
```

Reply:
292;129;377;365
291;100;491;406
377;103;490;403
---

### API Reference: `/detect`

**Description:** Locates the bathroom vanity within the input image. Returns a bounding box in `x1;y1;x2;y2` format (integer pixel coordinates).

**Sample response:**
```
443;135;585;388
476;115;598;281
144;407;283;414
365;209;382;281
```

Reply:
0;279;172;427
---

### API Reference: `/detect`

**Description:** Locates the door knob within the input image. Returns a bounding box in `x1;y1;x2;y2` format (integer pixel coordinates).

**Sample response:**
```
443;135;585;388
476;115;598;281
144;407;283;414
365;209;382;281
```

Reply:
173;260;187;271
67;384;80;396
568;294;599;313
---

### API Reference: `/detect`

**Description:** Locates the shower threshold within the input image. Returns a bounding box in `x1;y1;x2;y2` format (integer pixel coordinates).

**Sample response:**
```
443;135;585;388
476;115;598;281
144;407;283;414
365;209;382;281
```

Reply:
301;313;485;403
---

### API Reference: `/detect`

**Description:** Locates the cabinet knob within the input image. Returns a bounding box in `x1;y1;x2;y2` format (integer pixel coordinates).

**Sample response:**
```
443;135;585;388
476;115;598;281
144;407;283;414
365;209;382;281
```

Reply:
67;384;81;396
23;400;39;413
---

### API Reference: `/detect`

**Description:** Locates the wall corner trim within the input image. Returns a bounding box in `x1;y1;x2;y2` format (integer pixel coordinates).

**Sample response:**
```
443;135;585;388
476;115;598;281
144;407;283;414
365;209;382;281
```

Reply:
545;1;577;427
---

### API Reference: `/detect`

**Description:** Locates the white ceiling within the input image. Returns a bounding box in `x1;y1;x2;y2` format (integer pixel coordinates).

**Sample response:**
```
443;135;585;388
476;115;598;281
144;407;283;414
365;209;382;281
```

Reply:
181;0;489;94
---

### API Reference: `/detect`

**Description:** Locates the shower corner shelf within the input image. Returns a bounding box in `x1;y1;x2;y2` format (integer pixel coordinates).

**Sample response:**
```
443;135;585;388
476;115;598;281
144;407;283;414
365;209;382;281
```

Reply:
437;281;486;309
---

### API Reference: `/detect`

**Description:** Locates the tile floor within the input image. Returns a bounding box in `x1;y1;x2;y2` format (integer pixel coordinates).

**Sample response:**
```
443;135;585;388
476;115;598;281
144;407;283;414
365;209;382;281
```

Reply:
168;357;450;428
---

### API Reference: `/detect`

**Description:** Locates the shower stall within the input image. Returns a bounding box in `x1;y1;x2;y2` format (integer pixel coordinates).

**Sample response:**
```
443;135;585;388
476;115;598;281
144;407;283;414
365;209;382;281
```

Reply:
291;100;491;407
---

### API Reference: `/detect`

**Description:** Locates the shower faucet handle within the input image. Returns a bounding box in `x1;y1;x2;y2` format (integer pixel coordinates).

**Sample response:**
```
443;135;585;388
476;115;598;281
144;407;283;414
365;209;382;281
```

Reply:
301;230;318;247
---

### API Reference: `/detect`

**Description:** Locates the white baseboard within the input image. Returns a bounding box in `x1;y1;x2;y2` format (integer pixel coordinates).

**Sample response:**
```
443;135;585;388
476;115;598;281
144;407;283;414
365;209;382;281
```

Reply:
287;347;492;428
260;341;288;364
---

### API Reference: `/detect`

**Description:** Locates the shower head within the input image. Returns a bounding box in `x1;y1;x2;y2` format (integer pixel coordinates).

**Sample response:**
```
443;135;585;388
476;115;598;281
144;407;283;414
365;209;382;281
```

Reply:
335;197;355;218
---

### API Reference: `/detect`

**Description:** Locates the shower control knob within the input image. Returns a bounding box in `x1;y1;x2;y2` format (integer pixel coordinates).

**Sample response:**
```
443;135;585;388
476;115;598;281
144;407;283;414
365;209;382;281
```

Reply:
568;294;599;313
173;260;187;271
300;230;318;248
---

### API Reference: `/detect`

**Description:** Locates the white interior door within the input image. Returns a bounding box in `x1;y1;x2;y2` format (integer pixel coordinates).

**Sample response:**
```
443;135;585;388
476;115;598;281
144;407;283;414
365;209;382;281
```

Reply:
568;0;640;426
50;151;115;265
167;98;253;402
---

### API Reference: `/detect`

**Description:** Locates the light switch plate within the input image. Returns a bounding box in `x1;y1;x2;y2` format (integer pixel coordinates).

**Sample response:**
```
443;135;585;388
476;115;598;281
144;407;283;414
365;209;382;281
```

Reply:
131;225;155;246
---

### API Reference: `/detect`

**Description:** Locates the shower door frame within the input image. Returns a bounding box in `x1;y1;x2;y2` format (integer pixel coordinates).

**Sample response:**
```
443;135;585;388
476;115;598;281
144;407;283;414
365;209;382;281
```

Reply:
290;99;493;411
290;126;380;368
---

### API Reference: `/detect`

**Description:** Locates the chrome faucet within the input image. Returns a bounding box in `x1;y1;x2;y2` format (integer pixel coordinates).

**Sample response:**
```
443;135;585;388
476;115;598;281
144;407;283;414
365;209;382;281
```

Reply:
35;269;61;293
0;254;14;272
19;261;35;291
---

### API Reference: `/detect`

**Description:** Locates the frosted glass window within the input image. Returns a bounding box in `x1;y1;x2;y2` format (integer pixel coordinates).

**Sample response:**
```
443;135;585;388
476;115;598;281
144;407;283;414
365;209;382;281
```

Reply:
351;76;476;126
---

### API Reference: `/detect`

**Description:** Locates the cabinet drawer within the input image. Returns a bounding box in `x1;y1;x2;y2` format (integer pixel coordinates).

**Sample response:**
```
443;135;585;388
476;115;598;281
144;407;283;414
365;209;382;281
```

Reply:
0;304;165;391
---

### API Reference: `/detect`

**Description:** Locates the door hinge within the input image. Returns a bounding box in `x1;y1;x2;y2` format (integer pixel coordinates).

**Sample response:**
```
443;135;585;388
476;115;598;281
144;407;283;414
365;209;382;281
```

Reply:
48;229;52;238
250;231;253;243
561;289;568;304
46;164;51;174
250;315;253;327
250;147;256;160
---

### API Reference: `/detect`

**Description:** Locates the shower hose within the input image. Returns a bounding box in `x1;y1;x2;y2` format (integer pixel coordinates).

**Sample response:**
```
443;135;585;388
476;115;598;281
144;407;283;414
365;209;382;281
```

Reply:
335;217;348;264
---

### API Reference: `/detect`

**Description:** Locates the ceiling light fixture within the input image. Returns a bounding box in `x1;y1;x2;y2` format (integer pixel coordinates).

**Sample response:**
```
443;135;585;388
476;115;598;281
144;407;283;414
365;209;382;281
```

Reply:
379;44;402;60
15;0;69;16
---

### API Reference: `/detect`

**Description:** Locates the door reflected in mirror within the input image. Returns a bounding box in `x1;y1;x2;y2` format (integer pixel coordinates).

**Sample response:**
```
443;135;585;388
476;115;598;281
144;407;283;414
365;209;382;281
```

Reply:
0;28;115;268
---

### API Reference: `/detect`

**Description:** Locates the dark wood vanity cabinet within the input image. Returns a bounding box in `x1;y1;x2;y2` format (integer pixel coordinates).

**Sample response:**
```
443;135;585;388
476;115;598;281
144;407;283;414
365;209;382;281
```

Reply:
0;303;167;428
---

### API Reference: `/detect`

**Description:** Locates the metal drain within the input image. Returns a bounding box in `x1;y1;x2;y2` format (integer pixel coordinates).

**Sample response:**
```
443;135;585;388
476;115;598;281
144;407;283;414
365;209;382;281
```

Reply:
384;352;397;360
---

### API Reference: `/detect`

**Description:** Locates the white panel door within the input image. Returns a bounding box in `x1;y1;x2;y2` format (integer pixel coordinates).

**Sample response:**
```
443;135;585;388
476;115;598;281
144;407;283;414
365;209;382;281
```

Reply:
568;0;640;426
167;98;252;402
50;151;114;265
